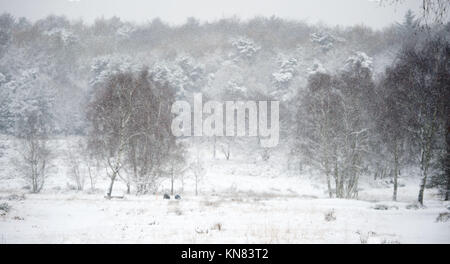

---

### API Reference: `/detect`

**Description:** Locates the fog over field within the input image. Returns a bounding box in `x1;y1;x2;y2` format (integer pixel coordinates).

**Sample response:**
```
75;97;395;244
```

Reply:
0;0;449;244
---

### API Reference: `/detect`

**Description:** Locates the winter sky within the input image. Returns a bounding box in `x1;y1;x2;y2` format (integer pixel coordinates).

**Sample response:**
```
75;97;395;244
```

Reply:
0;0;423;29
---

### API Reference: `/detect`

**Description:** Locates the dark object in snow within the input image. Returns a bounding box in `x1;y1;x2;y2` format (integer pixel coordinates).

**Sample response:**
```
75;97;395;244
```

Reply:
7;194;26;201
324;209;336;222
211;222;222;231
436;212;450;222
373;204;389;210
175;194;181;200
104;195;124;200
163;193;170;199
373;204;399;210
0;202;11;215
406;203;424;210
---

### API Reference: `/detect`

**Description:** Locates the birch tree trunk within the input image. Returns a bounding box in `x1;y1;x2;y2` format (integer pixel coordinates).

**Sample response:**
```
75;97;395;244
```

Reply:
393;143;399;201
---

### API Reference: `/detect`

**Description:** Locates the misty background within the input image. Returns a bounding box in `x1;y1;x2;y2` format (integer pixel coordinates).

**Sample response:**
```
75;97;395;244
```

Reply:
1;0;423;29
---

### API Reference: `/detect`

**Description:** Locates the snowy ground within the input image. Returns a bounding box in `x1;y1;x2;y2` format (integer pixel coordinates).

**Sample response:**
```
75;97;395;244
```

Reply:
1;191;449;243
0;136;449;243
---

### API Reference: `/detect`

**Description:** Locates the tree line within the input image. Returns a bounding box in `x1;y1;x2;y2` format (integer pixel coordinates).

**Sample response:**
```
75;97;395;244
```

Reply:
0;11;448;202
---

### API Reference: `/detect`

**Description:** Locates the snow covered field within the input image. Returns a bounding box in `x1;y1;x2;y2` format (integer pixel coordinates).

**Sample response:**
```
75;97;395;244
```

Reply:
1;189;449;244
0;137;449;244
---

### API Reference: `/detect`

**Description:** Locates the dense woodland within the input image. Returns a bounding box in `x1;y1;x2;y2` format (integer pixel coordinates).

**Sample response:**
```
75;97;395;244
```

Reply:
0;10;448;204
